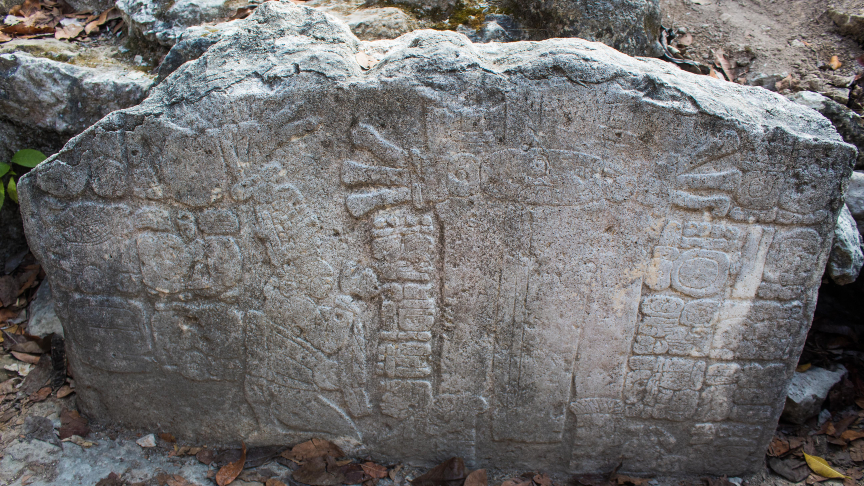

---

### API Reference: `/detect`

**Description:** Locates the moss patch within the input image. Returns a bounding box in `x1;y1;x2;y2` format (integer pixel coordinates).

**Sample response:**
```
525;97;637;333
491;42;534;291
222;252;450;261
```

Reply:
432;0;510;31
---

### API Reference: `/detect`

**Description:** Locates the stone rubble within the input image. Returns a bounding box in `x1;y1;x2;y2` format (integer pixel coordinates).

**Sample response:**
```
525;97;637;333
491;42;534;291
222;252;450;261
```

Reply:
847;171;864;233
782;365;848;424
788;91;864;170
495;0;663;56
0;45;153;162
827;204;863;285
27;282;64;338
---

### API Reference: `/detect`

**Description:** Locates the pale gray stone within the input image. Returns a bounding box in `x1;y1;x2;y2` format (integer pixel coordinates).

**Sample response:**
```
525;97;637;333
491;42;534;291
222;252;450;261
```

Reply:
17;2;858;477
0;51;153;162
498;0;663;56
848;171;864;230
782;365;848;424
116;0;234;46
307;0;418;40
828;204;863;284
27;283;64;338
829;0;864;44
787;91;864;169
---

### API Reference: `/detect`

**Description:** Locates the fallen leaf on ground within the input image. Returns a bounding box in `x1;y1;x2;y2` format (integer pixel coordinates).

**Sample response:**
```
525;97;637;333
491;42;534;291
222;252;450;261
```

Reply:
11;351;40;364
28;386;51;402
702;477;735;486
293;455;345;485
713;48;734;81
284;438;344;462
362;462;389;480
4;362;33;376
266;480;288;486
59;409;89;439
10;340;44;355
217;442;246;486
159;432;176;442
830;56;842;70
54;22;81;38
616;475;650;486
246;445;288;468
675;32;693;47
0;378;20;394
768;437;791;457
62;434;96;447
806;473;828;484
197;448;217;465
804;453;848;479
56;384;74;398
797;363;812;372
95;472;124;486
769;456;810;483
850;441;864;462
463;470;487;486
411;457;466;486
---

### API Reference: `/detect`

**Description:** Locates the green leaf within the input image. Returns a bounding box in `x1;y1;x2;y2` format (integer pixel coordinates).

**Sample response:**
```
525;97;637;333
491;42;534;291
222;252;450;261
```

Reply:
11;149;47;168
0;163;10;178
0;178;4;211
7;178;16;204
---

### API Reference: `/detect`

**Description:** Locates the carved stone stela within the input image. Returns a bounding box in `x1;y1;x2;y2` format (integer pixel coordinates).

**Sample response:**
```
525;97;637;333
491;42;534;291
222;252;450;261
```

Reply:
18;3;856;477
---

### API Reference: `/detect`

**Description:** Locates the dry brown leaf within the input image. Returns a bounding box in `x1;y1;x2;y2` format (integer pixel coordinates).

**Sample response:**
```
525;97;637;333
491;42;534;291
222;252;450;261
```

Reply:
283;438;344;462
806;473;829;484
830;56;842;70
59;409;89;439
501;479;532;486
355;52;375;70
11;351;40;364
533;473;553;486
28;386;51;402
411;458;466;486
361;462;388;479
160;432;177;443
56;385;74;398
464;470;487;486
293;455;345;485
0;32;12;42
0;378;20;394
216;442;246;486
850;441;864;462
675;32;693;47
713;48;734;81
197;448;217;465
768;437;791;457
797;363;812;372
266;480;288;486
54;22;82;38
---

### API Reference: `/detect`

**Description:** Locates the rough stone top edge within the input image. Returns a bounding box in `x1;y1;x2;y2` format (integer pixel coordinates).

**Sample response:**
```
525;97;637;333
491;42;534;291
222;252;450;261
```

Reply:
22;0;856;181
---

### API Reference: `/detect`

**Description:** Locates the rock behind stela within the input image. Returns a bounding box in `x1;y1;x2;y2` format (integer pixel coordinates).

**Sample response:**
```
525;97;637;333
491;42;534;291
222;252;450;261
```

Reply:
17;1;858;477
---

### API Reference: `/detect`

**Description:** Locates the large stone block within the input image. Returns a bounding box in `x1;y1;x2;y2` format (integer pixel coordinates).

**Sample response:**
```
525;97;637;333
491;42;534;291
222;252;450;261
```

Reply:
498;0;662;56
17;2;857;476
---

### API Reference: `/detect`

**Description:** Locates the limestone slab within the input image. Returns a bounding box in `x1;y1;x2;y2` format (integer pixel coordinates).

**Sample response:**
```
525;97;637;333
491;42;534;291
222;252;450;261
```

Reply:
18;2;857;476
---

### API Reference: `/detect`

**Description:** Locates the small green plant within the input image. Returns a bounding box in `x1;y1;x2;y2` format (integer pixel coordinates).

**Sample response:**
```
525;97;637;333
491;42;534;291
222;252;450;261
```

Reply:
0;149;47;210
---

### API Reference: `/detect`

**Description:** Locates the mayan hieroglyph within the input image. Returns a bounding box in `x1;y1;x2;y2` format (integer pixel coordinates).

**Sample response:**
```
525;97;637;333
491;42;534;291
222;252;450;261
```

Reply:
18;2;857;476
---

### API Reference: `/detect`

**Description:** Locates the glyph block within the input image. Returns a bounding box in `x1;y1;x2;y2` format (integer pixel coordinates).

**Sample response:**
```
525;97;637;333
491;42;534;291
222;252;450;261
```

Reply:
18;2;857;476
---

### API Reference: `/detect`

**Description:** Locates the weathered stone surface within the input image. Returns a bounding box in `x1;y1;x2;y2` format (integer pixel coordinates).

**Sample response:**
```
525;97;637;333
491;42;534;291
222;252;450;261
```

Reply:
0;50;153;162
848;171;864;231
457;14;523;44
307;0;418;40
782;365;847;424
18;2;857;476
829;0;864;44
788;91;864;169
828;204;863;285
27;283;64;338
116;0;235;46
498;0;663;56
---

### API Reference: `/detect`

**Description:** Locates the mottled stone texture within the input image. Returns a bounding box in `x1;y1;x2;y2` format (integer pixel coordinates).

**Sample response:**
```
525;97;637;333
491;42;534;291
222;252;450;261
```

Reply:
498;0;662;56
18;2;857;476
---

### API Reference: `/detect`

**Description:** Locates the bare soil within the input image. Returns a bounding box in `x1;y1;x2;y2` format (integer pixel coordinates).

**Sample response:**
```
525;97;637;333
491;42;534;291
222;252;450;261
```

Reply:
659;0;863;104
